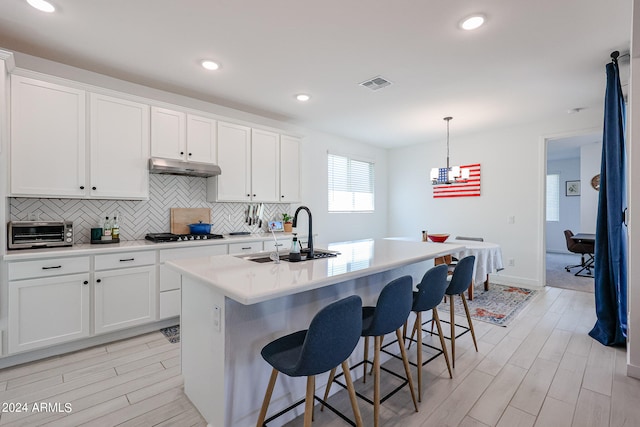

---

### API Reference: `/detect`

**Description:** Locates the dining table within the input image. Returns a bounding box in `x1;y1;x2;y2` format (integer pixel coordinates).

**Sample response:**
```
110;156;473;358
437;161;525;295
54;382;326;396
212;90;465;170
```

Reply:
446;240;504;299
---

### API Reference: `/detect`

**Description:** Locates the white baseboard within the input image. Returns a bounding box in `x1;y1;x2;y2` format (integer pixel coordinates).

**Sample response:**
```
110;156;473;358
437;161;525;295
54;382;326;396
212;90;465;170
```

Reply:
627;362;640;379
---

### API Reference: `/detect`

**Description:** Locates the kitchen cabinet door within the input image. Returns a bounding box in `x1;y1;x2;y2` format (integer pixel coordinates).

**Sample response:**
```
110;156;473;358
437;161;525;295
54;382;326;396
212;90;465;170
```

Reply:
280;135;301;202
10;75;86;197
216;121;251;201
186;114;217;163
90;93;150;199
94;265;156;334
251;129;279;202
8;273;90;354
150;106;186;160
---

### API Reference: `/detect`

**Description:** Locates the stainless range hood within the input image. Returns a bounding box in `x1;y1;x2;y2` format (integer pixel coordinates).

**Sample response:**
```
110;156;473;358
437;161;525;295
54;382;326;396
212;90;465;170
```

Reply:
148;158;221;178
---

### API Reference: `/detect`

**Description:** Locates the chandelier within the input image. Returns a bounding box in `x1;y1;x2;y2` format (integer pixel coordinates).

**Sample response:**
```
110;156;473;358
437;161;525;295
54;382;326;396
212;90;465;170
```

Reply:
430;116;469;185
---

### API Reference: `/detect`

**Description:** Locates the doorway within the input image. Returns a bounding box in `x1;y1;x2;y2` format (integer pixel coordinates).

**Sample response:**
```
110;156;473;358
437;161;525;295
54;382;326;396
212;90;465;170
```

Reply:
544;131;600;291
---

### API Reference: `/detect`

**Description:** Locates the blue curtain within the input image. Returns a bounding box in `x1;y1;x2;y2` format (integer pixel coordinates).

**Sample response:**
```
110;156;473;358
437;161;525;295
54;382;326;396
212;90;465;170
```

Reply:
588;59;628;346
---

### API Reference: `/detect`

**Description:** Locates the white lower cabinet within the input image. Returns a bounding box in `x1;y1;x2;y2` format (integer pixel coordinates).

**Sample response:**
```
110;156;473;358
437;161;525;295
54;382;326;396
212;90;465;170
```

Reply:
94;265;156;335
8;273;90;353
228;241;263;255
158;245;228;319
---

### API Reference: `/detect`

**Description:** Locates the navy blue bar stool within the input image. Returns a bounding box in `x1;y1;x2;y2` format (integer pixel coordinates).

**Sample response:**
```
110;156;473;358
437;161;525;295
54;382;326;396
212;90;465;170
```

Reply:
408;264;453;400
445;255;478;367
323;276;418;427
256;295;364;427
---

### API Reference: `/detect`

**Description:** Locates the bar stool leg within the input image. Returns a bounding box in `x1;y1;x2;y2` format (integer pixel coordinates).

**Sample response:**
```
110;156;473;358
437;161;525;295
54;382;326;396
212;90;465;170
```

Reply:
256;368;279;427
321;367;337;411
396;329;419;412
342;360;364;427
363;336;369;383
374;335;381;427
432;308;452;378
450;297;456;368
304;375;315;427
459;293;478;351
416;311;423;402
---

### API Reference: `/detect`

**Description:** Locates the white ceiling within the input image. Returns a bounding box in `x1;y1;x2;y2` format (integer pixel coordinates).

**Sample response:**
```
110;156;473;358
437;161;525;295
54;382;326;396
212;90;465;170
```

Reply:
0;0;632;148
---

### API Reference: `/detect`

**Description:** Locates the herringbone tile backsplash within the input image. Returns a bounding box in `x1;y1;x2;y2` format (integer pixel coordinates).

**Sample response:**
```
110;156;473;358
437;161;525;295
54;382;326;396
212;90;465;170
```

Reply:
9;175;291;243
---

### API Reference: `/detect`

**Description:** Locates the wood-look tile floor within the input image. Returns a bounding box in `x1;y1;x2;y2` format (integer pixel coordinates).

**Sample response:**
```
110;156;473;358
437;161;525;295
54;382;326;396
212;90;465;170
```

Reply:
0;286;638;426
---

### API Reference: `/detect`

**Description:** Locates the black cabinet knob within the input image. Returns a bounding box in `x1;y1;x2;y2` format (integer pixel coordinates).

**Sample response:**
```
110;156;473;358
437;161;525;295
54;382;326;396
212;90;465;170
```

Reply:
80;186;85;190
246;194;250;197
188;152;192;156
281;195;285;198
96;279;101;283
180;151;184;155
83;280;88;285
253;194;256;197
92;186;97;190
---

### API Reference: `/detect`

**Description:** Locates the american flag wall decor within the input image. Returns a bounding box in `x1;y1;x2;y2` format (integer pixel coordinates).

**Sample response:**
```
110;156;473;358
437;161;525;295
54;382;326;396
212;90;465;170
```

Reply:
432;163;481;198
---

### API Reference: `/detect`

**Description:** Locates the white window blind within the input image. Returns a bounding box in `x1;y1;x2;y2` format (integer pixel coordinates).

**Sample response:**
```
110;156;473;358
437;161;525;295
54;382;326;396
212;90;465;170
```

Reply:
328;153;374;212
546;174;560;222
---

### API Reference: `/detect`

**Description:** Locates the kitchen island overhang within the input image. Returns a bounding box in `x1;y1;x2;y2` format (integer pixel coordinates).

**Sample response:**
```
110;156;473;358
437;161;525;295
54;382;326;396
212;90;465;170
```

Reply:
166;239;464;427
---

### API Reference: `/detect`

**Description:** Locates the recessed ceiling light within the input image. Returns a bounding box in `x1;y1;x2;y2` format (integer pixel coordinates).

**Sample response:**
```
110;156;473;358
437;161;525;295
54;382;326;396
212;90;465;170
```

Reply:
201;60;220;71
26;0;55;13
296;94;311;102
460;14;485;31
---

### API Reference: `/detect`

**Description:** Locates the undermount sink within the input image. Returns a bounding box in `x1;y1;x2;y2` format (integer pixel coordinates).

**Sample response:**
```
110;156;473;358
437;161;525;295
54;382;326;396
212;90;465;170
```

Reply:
237;248;340;263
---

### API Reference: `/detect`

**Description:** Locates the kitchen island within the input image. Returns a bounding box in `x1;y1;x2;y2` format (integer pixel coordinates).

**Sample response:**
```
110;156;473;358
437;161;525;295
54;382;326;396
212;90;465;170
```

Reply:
166;238;463;427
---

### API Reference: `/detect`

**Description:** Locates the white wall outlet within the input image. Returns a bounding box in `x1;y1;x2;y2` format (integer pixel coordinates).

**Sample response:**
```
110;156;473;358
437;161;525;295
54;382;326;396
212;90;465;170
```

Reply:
508;258;515;267
212;305;221;332
507;216;515;224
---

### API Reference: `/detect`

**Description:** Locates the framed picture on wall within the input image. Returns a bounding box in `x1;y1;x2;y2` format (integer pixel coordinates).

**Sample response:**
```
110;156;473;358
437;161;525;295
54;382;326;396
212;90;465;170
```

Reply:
566;180;581;196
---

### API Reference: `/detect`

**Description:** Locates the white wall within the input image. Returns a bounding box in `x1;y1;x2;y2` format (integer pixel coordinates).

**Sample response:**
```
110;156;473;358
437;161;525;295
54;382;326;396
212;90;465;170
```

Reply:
580;142;602;233
388;114;604;288
298;131;388;245
546;157;581;252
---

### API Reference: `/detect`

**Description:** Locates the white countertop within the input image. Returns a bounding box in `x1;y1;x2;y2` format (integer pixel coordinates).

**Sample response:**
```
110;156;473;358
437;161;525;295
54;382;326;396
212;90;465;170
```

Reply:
2;232;297;261
166;238;464;305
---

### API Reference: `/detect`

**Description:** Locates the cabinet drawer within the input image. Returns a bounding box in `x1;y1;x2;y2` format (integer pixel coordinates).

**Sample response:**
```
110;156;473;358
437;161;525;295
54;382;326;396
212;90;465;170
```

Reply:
159;244;227;263
264;239;291;252
160;290;181;319
8;256;90;281
228;242;262;255
95;251;155;271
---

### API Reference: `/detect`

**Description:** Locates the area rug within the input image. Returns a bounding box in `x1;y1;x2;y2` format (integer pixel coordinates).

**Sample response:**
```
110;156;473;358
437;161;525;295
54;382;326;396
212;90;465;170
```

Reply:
438;284;538;327
160;325;180;343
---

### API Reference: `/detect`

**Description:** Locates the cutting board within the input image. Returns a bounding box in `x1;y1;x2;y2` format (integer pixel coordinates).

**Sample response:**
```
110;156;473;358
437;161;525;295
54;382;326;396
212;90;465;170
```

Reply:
170;208;211;234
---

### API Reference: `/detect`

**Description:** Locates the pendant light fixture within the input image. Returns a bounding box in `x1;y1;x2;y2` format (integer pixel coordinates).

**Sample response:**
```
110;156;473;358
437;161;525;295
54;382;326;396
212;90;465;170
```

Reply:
430;116;469;185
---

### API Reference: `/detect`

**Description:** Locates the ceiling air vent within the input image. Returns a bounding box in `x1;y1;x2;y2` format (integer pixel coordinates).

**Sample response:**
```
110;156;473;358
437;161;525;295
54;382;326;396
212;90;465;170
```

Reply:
359;76;392;91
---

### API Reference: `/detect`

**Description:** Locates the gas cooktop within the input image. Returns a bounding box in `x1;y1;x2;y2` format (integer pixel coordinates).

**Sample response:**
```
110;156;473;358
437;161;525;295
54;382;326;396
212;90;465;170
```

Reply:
145;233;224;243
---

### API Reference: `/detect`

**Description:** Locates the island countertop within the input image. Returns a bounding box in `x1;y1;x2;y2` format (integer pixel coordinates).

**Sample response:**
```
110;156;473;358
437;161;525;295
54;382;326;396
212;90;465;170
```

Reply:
166;238;463;305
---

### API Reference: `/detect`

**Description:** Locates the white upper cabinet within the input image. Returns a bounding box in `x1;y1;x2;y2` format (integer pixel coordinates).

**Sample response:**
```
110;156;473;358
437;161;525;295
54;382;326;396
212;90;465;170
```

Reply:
251;129;279;202
186;114;217;163
10;75;150;200
90;93;150;199
279;135;301;202
150;107;186;160
151;106;217;163
11;75;86;197
215;121;251;201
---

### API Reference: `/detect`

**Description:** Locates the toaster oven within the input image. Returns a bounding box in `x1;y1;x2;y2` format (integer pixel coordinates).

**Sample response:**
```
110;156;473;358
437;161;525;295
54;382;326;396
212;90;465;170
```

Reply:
8;221;74;249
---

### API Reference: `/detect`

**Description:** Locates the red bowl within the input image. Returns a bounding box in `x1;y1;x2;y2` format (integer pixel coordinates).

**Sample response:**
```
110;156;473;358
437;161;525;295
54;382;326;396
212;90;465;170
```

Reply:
428;234;450;243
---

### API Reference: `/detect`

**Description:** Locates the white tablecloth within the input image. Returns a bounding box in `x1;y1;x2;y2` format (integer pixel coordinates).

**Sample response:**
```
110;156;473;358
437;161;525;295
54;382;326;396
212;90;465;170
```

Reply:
448;241;504;285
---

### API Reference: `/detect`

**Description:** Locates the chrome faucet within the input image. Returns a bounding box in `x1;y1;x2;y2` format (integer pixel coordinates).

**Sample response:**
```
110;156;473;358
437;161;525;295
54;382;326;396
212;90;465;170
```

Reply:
292;206;313;259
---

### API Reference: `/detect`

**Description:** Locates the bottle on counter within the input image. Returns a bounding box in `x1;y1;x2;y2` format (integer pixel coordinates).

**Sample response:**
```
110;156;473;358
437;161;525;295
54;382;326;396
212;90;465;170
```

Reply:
422;230;428;242
111;216;120;240
102;216;112;239
289;233;301;262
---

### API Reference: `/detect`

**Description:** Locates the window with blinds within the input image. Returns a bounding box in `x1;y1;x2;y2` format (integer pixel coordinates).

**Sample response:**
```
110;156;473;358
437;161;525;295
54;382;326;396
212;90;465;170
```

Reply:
328;153;375;212
546;174;560;222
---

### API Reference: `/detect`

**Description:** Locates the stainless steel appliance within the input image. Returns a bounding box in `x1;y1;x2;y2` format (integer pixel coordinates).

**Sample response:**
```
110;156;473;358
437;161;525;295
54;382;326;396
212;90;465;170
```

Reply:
145;233;224;242
8;221;74;249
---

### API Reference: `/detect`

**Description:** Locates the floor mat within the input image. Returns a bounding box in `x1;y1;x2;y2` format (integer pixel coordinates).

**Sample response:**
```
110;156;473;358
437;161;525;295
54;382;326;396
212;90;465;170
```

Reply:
438;284;538;327
160;325;180;343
